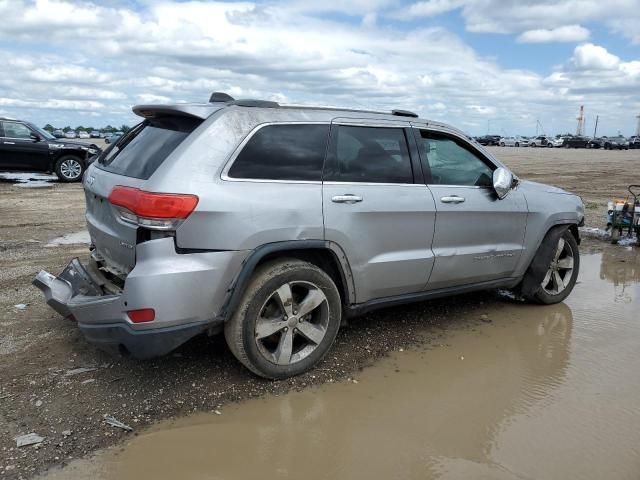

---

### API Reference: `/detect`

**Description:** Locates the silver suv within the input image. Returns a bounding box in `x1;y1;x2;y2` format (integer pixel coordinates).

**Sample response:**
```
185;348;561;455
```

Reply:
34;94;584;379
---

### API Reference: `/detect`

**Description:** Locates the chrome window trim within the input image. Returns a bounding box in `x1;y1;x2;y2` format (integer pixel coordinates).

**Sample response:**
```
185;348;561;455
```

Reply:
220;121;330;184
425;184;489;189
323;181;424;187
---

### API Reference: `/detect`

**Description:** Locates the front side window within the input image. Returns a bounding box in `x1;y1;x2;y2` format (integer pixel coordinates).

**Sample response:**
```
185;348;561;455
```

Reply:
323;125;413;183
2;122;32;139
228;124;330;181
417;130;494;187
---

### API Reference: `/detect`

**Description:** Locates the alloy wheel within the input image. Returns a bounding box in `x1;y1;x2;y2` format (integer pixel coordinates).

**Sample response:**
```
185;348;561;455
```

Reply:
541;237;575;295
254;281;329;366
60;159;82;180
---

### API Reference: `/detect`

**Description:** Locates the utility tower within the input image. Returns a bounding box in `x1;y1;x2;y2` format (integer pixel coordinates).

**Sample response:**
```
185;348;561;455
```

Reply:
636;114;640;136
576;106;584;136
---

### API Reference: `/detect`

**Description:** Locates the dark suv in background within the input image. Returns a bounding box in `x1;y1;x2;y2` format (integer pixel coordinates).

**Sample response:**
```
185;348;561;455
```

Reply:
475;135;501;146
0;118;101;182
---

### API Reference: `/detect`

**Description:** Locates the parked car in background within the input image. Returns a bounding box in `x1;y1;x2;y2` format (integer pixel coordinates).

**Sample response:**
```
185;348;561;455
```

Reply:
586;137;603;149
78;131;90;139
90;130;101;138
475;135;502;146
0;117;102;181
629;136;640;149
33;93;584;379
64;131;77;139
529;135;553;147
52;129;64;138
602;136;629;150
104;132;123;144
560;136;588;148
499;136;529;147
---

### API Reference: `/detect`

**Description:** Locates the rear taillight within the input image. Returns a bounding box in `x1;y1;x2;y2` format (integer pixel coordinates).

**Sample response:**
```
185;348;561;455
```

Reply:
108;186;198;230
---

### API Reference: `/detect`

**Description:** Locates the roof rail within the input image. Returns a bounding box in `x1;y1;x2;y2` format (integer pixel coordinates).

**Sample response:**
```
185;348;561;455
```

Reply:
392;109;418;118
229;99;280;108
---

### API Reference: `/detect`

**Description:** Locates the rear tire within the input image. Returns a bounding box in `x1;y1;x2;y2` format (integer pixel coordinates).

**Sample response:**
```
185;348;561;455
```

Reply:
224;259;342;379
519;229;580;305
54;156;84;182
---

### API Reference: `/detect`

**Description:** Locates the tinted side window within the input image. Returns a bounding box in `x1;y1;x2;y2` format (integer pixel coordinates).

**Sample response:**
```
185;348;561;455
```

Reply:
2;122;32;139
417;131;494;187
228;124;329;181
324;126;413;183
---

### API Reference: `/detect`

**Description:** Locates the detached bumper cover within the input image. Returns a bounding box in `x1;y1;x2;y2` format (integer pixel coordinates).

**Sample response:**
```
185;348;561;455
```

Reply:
32;238;248;358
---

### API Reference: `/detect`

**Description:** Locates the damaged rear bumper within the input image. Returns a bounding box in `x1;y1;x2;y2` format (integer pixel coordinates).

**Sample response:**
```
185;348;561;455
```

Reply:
33;259;209;358
33;237;248;359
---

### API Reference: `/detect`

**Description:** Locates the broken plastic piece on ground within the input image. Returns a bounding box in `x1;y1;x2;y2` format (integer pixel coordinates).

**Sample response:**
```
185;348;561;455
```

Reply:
15;433;44;447
104;415;133;431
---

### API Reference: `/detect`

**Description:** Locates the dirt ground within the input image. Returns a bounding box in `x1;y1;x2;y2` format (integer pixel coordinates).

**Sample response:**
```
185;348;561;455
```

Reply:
0;147;638;478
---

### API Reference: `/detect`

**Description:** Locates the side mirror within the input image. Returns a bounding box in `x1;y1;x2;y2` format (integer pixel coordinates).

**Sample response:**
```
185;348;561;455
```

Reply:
493;167;513;199
30;133;41;142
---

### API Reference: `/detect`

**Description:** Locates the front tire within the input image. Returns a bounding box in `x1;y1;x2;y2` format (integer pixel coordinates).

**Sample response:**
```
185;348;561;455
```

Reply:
520;229;580;305
224;259;342;379
54;156;84;182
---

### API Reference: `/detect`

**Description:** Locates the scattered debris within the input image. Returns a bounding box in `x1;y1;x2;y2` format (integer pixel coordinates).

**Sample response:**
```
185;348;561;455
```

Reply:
15;433;44;448
14;304;28;310
65;367;98;376
214;410;222;415
460;356;465;360
35;400;43;407
104;415;133;432
61;430;72;437
81;378;96;385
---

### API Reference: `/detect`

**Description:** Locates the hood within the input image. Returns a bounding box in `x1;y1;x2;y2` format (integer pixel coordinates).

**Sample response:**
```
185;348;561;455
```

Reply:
518;180;576;196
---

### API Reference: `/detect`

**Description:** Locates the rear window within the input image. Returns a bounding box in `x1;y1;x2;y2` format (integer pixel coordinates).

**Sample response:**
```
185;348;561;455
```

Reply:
228;124;329;181
97;116;201;179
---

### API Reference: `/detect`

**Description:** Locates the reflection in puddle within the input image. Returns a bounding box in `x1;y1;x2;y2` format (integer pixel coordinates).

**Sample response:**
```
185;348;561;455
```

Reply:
43;252;640;480
0;172;57;188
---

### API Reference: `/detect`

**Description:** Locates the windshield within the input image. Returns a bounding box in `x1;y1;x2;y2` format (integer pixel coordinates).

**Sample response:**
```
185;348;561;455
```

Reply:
27;123;55;140
97;117;201;179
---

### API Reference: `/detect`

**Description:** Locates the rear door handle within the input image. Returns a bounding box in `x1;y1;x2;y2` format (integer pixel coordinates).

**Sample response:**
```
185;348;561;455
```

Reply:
440;195;465;204
332;194;363;204
3;141;15;145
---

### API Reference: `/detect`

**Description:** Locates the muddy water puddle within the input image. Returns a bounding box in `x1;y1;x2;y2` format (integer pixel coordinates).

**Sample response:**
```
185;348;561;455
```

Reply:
44;250;640;480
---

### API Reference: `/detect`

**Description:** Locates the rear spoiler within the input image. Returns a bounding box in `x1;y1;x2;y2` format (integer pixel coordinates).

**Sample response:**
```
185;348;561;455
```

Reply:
132;103;223;120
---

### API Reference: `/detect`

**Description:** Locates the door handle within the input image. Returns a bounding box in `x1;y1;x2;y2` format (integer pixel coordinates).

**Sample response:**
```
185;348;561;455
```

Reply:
3;141;15;145
441;195;465;204
332;194;363;204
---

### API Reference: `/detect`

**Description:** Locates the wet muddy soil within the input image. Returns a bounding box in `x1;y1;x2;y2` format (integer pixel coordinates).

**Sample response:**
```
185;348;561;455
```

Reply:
42;251;640;480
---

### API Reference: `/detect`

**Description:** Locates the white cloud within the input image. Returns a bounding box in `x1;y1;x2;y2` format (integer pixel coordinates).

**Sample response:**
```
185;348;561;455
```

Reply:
0;1;637;135
572;43;620;70
517;25;590;44
404;0;465;17
401;0;640;44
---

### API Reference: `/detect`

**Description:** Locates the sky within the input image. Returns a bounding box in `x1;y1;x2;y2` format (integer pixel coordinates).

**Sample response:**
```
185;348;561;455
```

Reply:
0;0;639;136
